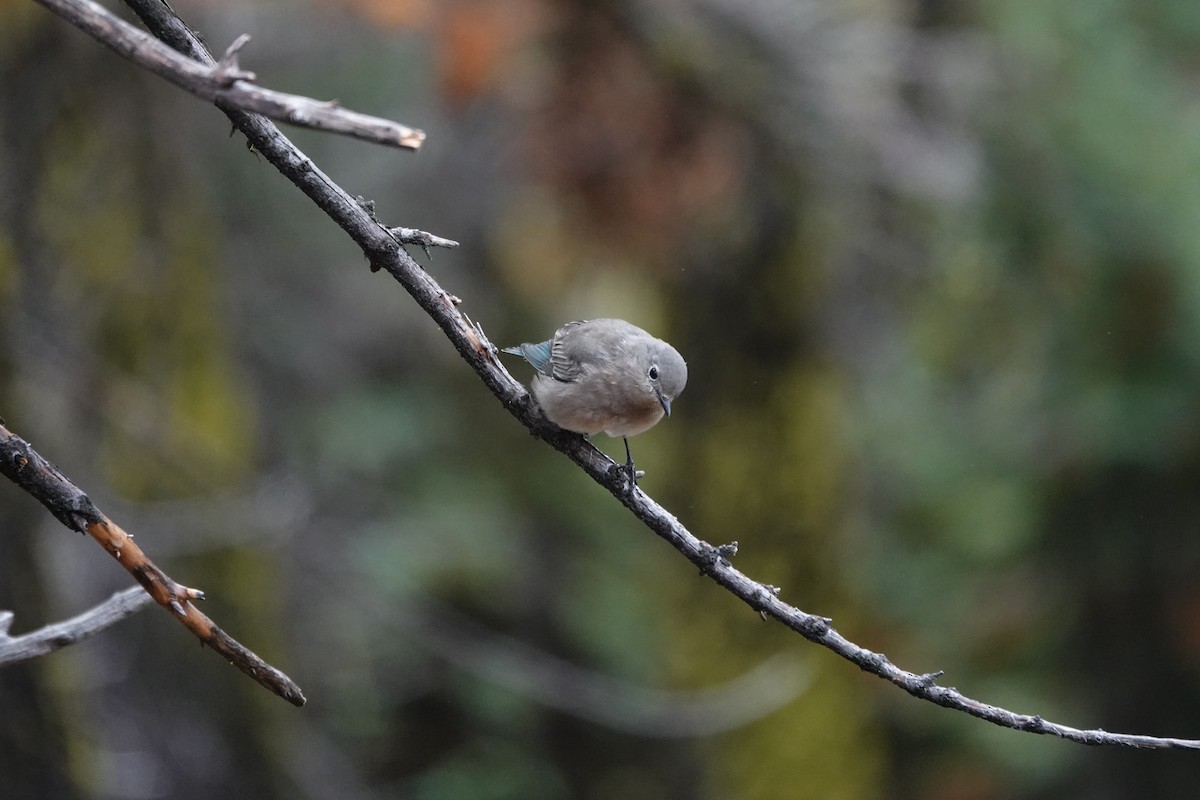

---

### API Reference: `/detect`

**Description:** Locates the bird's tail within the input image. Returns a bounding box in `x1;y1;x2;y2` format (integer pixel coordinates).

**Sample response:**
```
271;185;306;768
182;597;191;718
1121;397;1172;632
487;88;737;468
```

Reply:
501;340;553;373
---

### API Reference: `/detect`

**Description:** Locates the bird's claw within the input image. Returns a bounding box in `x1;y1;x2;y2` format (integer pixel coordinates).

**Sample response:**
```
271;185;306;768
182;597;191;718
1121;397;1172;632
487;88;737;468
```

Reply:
609;460;644;492
624;452;646;486
617;437;645;491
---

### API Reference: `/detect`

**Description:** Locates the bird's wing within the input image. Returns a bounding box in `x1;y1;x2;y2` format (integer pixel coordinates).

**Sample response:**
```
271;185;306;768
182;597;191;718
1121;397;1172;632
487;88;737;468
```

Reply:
548;320;590;382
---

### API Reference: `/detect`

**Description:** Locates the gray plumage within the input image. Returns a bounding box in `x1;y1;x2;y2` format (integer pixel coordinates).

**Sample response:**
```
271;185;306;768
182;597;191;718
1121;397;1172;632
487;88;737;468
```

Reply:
503;319;688;443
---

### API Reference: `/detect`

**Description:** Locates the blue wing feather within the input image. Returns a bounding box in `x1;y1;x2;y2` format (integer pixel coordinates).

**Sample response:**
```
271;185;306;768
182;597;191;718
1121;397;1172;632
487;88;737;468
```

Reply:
503;340;554;376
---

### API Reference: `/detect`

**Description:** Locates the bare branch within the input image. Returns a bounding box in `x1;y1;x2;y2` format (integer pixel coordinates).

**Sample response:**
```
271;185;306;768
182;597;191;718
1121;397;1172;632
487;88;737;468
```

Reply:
32;0;425;150
49;0;1196;747
353;197;461;254
0;423;306;705
0;587;153;667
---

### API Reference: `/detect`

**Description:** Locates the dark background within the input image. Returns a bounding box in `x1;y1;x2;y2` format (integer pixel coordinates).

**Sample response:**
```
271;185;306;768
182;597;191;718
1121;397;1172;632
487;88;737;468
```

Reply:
4;0;1200;797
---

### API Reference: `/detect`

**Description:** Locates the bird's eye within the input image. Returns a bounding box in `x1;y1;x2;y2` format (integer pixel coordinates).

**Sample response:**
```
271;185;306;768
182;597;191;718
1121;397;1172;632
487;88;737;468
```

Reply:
648;365;659;380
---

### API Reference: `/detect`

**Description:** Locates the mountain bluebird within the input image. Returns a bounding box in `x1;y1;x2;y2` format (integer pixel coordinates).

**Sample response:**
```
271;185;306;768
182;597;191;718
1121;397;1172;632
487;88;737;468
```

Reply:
503;319;688;483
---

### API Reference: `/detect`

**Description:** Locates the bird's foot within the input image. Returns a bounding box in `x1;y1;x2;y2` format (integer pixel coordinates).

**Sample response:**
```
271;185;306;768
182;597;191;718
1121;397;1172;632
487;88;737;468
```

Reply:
625;459;645;491
609;459;644;492
617;437;645;491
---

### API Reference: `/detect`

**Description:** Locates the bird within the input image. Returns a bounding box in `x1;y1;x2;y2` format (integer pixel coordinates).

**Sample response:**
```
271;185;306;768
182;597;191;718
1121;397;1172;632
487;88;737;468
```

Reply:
503;318;688;485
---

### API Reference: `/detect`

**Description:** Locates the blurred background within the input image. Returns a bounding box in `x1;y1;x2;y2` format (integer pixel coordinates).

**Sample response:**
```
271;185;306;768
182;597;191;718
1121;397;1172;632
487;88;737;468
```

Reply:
4;0;1200;797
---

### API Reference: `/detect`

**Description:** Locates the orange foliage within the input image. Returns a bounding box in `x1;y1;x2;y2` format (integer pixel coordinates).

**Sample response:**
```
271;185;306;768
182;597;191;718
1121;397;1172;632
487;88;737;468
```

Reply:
435;0;544;105
333;0;432;27
527;11;749;263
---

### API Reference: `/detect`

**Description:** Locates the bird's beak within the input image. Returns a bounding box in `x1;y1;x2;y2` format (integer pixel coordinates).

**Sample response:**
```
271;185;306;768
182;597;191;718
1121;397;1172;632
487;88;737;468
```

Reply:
657;390;671;417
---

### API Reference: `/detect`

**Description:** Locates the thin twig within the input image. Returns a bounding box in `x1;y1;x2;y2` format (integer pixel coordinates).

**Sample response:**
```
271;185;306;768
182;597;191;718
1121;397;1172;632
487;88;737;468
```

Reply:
60;0;1200;747
0;423;306;705
32;0;425;150
0;586;154;667
388;227;460;250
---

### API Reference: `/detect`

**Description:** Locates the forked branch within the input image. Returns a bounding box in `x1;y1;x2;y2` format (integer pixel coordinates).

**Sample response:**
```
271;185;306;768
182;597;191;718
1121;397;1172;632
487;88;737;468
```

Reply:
0;423;306;705
33;0;425;150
